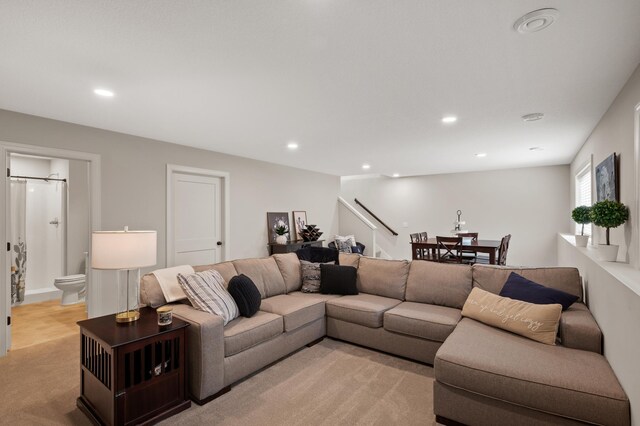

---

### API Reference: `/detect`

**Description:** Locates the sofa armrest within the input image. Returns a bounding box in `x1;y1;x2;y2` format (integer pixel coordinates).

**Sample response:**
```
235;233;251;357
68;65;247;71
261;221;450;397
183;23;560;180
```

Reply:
558;303;602;354
171;304;225;401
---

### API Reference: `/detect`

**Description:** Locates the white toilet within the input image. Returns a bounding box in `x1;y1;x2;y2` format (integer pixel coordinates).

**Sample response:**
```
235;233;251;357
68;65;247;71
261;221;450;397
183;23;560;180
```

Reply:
54;274;86;305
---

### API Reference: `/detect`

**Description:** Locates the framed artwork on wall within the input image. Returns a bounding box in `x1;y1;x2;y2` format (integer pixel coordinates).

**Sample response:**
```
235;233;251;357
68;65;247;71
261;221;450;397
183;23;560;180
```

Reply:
595;153;618;202
266;212;290;243
292;211;307;240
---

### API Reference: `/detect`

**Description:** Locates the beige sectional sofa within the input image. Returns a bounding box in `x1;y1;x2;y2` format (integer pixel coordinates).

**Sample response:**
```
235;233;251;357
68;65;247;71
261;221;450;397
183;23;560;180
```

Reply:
140;252;630;425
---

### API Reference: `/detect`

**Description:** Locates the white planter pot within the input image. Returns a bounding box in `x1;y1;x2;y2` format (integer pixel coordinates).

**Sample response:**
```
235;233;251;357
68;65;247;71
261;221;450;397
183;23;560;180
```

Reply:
597;244;619;262
275;235;287;245
575;235;589;247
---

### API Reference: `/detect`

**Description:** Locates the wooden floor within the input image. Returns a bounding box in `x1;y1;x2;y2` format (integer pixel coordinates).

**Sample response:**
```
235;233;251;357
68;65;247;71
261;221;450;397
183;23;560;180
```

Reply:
10;300;87;351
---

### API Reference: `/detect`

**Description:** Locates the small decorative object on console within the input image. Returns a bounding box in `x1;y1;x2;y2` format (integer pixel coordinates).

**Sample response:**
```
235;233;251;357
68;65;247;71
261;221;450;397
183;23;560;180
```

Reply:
299;224;323;242
157;305;173;326
590;200;628;261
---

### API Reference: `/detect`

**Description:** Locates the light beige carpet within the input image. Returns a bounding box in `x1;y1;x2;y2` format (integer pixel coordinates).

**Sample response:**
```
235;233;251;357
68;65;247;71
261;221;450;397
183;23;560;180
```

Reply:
0;335;436;425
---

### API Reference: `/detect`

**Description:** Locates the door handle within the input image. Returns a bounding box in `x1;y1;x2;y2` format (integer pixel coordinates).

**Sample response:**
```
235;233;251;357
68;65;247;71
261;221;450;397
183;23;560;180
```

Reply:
217;241;223;246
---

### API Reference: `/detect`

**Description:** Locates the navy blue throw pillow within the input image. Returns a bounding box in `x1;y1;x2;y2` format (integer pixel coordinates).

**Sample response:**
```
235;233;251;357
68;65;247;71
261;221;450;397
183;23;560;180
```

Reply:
228;274;261;317
319;264;358;295
350;245;363;255
499;272;579;311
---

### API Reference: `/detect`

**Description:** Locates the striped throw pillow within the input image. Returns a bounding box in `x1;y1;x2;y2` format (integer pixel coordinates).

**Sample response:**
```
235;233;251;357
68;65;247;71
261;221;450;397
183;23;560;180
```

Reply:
177;270;239;325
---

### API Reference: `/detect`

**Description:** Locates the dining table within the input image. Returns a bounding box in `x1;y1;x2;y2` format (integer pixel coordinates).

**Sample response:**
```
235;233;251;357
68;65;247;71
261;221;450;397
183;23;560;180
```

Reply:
411;238;502;264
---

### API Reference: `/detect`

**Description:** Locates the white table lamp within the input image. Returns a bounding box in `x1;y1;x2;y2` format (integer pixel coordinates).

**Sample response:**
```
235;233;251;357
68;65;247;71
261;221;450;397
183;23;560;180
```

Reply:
92;226;157;323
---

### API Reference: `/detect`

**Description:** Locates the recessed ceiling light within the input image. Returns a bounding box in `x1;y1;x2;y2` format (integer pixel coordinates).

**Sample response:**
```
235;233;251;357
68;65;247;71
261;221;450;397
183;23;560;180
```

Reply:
522;113;544;122
392;173;400;178
442;116;458;124
514;9;559;34
529;147;544;151
287;142;299;150
94;88;114;97
362;163;371;170
475;153;487;158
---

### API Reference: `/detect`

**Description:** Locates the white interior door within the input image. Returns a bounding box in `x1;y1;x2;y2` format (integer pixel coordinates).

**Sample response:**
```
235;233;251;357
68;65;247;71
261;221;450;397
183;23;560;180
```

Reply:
169;173;222;266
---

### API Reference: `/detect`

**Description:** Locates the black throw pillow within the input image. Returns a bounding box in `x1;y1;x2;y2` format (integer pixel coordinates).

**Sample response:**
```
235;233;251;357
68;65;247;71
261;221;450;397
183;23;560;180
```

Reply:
319;264;358;295
228;274;261;317
350;245;363;254
499;272;579;311
295;246;340;264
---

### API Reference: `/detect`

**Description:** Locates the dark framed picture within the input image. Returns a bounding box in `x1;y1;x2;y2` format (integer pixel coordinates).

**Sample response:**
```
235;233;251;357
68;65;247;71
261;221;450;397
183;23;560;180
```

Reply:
595;153;618;202
266;212;290;243
292;211;307;240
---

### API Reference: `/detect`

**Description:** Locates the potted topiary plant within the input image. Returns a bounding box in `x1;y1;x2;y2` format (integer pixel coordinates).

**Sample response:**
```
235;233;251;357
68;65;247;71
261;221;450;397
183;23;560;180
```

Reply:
571;206;591;247
590;200;629;261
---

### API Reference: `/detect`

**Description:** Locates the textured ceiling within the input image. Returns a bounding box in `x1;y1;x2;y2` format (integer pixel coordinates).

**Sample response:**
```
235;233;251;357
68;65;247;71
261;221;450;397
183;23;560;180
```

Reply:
1;1;639;176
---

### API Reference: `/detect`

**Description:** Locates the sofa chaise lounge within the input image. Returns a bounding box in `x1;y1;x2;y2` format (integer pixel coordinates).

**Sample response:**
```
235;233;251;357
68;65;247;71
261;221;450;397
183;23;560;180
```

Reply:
140;253;630;425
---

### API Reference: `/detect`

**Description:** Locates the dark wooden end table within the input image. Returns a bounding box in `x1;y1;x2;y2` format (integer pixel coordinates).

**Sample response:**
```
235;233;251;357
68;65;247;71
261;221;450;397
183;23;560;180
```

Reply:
77;307;190;425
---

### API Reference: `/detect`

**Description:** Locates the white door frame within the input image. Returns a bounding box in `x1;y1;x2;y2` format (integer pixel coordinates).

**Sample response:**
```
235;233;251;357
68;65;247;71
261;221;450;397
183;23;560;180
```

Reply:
166;164;230;266
0;141;101;357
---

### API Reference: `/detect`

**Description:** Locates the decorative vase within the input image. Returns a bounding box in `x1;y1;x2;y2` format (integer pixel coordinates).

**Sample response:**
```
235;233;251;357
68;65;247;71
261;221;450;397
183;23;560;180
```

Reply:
275;235;287;245
597;244;619;262
575;235;589;247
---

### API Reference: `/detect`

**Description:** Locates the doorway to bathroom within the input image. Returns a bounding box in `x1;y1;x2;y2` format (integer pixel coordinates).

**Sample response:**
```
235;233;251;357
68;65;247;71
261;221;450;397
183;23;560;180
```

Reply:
8;154;90;349
0;142;101;357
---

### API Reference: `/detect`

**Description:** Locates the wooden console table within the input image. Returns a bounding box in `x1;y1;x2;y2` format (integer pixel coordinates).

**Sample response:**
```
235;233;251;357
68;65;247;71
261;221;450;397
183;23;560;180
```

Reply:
268;239;324;255
77;307;190;425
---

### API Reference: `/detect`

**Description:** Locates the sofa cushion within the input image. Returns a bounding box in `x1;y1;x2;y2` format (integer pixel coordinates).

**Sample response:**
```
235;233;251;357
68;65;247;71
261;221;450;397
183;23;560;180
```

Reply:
384;302;461;342
405;261;472;309
356;257;409;300
223;311;283;357
259;294;325;332
320;264;358;295
339;252;361;268
287;291;343;302
473;265;583;302
228;274;262;318
272;253;302;293
194;261;238;284
559;302;603;354
326;294;401;328
462;288;562;345
232;257;286;298
435;318;630;426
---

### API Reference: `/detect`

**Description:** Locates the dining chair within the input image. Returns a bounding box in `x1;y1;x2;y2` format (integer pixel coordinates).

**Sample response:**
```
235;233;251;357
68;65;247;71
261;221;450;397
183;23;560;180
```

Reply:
436;236;463;263
457;232;478;264
475;234;511;265
410;233;423;259
498;234;511;266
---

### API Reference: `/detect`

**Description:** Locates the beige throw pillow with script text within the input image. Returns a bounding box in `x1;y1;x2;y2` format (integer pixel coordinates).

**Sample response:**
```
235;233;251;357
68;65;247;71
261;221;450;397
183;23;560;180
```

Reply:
461;287;562;345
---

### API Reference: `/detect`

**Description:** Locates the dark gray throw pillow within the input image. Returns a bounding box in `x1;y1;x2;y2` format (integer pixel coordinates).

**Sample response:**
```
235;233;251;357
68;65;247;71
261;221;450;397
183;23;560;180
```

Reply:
319;264;358;295
228;274;261;317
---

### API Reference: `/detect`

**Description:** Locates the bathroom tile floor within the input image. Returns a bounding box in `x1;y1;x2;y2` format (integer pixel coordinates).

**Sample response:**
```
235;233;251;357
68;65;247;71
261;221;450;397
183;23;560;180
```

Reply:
10;300;87;350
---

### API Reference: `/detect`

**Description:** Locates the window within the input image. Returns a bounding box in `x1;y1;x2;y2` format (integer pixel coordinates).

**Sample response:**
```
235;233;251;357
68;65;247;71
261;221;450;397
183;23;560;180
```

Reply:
575;163;592;235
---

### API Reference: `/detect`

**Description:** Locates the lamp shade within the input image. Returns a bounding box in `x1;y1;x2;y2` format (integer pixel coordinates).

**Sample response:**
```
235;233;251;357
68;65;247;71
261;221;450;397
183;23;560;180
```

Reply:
92;229;157;270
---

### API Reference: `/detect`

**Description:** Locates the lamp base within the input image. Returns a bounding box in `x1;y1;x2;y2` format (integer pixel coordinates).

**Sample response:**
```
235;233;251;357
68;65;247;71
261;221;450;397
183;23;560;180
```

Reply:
115;310;140;323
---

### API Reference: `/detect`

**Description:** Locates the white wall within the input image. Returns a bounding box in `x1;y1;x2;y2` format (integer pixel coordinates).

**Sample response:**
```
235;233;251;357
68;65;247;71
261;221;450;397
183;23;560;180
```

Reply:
570;64;640;264
558;235;640;425
566;64;640;425
340;165;570;266
0;109;340;314
66;159;90;275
